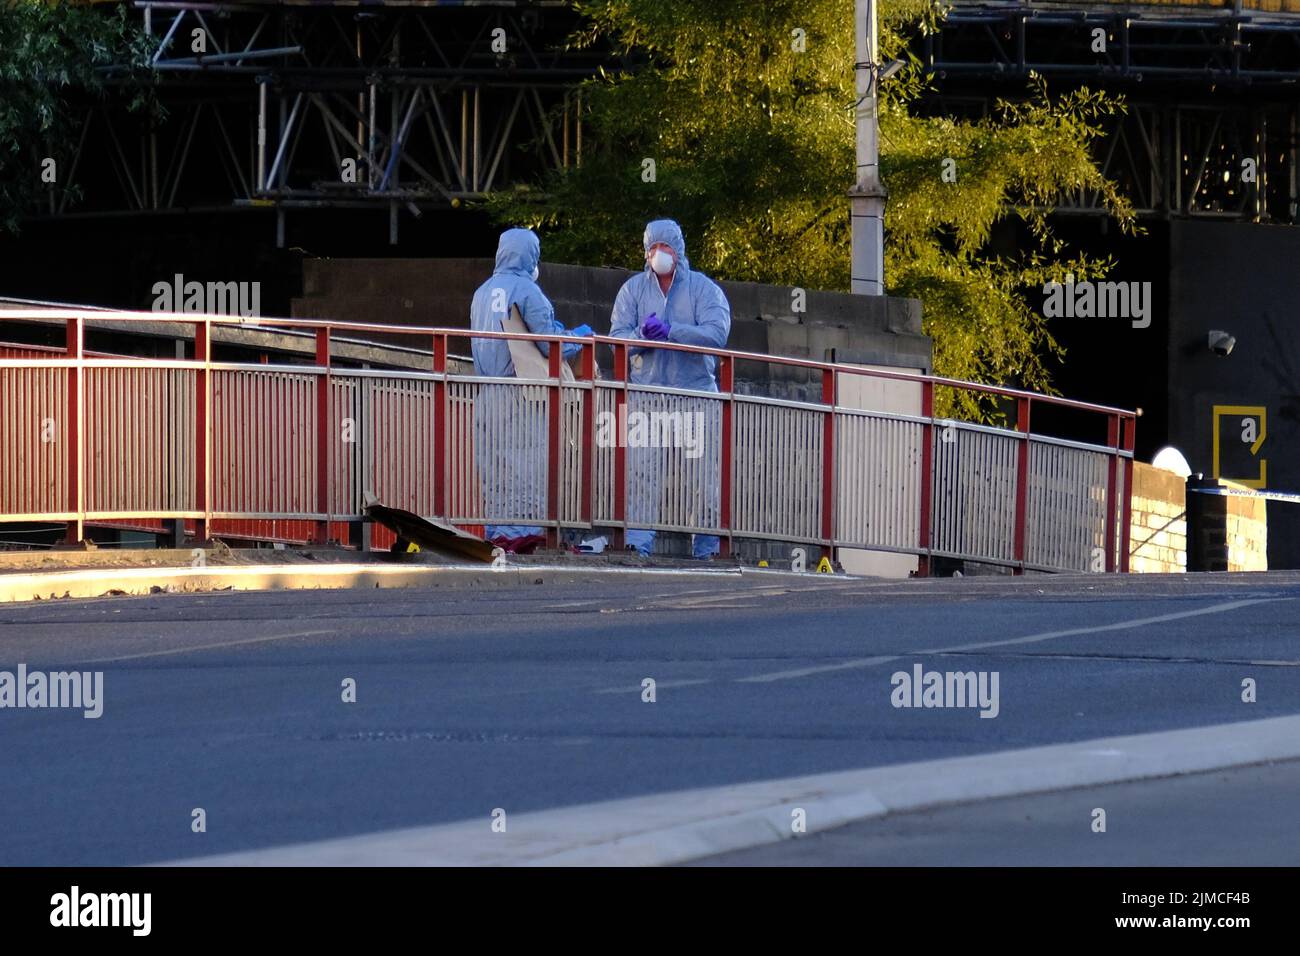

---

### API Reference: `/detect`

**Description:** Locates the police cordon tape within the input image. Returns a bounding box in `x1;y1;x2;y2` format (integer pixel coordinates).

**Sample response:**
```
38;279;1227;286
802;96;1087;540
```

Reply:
1189;486;1300;504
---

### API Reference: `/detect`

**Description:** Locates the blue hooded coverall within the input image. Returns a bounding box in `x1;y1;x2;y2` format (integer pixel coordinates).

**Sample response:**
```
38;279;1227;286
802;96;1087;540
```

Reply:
469;228;582;541
608;220;731;558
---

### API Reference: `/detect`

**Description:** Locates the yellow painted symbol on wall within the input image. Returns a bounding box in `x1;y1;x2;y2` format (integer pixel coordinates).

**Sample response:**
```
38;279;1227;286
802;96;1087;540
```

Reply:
1212;405;1267;488
816;556;834;574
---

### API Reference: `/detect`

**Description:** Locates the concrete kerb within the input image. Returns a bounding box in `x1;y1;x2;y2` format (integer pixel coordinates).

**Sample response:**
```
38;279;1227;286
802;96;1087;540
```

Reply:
0;555;843;604
168;713;1300;867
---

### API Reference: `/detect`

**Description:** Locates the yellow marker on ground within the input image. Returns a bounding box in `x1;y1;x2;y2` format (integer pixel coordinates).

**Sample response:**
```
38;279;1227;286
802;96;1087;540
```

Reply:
816;557;834;574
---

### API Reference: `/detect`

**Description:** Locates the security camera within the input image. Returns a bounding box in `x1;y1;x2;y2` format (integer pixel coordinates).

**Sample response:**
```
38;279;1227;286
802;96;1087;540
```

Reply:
879;59;906;82
1208;330;1236;357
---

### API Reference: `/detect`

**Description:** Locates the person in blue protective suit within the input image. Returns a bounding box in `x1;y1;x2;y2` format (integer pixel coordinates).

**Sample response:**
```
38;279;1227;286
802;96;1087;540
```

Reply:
607;219;731;559
470;228;593;552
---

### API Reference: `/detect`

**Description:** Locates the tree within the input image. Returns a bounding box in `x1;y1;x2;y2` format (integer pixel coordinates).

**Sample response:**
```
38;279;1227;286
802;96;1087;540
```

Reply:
0;0;155;233
487;0;1136;419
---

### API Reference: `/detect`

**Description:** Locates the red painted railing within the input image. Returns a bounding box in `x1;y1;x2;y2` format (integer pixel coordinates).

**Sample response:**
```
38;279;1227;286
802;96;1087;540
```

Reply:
0;308;1137;573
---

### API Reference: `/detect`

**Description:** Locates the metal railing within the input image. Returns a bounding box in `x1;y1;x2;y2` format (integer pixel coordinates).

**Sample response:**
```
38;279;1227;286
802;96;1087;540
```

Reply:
0;309;1137;572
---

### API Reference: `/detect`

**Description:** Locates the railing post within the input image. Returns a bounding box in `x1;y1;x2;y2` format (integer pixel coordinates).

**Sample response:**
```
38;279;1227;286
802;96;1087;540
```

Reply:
1013;396;1031;574
718;354;734;558
917;380;934;577
580;340;596;530
194;320;210;544
433;332;447;522
349;356;372;553
314;326;331;545
1104;413;1120;573
1119;414;1136;573
64;317;84;545
545;338;563;550
820;368;836;565
611;342;628;551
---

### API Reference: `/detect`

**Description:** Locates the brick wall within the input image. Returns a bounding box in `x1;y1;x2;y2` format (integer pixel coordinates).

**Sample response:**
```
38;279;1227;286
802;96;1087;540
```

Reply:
1128;462;1187;573
1225;495;1269;571
1187;477;1268;572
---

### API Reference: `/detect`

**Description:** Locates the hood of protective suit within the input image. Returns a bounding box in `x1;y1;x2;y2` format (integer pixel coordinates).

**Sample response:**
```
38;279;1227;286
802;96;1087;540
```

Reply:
494;228;541;277
642;219;690;272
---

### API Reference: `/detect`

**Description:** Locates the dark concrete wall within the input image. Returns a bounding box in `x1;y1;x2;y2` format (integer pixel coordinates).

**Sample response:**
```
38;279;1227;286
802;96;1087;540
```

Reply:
292;258;931;401
1167;219;1300;568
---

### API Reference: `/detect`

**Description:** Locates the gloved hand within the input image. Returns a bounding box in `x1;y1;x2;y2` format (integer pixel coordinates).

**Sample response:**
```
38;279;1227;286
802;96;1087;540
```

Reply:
642;314;670;341
570;323;595;337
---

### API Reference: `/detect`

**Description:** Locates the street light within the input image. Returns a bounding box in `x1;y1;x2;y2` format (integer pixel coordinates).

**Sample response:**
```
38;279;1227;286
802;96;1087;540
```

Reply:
850;0;894;297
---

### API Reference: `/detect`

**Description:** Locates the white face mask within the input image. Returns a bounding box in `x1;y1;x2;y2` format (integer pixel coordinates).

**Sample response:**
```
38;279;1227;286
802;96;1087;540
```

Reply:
531;266;540;282
649;249;675;276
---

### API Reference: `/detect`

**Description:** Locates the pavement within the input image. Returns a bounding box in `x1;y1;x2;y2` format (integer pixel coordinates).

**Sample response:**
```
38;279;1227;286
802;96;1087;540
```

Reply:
0;545;711;603
691;758;1300;866
0;566;1297;865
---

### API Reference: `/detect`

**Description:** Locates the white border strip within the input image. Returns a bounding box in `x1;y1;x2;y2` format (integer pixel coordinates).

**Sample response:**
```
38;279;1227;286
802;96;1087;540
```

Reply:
0;560;836;604
165;713;1300;867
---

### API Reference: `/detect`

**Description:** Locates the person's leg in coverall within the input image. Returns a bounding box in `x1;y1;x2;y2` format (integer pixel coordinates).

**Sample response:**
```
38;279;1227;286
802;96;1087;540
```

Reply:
623;393;721;559
474;383;549;552
687;397;723;557
623;389;662;557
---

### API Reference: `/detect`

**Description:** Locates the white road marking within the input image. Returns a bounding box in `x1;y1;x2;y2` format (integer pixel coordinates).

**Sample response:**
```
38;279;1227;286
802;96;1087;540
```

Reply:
658;593;772;608
737;655;901;683
736;597;1282;684
546;585;799;613
77;629;336;664
920;598;1281;655
594;678;714;695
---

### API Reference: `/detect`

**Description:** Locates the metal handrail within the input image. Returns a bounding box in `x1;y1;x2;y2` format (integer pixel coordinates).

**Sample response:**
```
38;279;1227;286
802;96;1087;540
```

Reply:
0;308;1137;572
0;307;1140;419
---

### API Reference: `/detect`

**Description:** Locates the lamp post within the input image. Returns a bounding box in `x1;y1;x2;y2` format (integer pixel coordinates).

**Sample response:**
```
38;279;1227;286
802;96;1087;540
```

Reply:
850;0;887;296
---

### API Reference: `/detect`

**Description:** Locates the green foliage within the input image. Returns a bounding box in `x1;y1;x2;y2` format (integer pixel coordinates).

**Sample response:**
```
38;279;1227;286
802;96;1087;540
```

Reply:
487;0;1137;420
0;0;156;233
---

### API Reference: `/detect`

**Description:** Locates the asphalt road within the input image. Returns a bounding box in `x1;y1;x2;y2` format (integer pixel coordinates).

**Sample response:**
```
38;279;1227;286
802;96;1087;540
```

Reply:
0;568;1297;865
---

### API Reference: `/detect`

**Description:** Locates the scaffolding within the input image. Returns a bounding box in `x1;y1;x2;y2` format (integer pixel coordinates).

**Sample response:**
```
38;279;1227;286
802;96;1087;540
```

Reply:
30;0;1300;230
45;1;598;243
919;2;1300;221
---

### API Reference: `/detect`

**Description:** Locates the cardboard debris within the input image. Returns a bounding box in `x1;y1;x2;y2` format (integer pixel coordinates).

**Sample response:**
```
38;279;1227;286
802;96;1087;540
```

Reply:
364;498;495;563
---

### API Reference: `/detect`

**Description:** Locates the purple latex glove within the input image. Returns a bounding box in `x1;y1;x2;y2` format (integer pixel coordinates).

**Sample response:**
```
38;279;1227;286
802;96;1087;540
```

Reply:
642;314;670;342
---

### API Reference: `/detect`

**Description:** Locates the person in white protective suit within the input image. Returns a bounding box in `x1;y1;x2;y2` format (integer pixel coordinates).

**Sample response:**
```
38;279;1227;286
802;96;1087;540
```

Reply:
607;219;731;558
469;228;592;553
